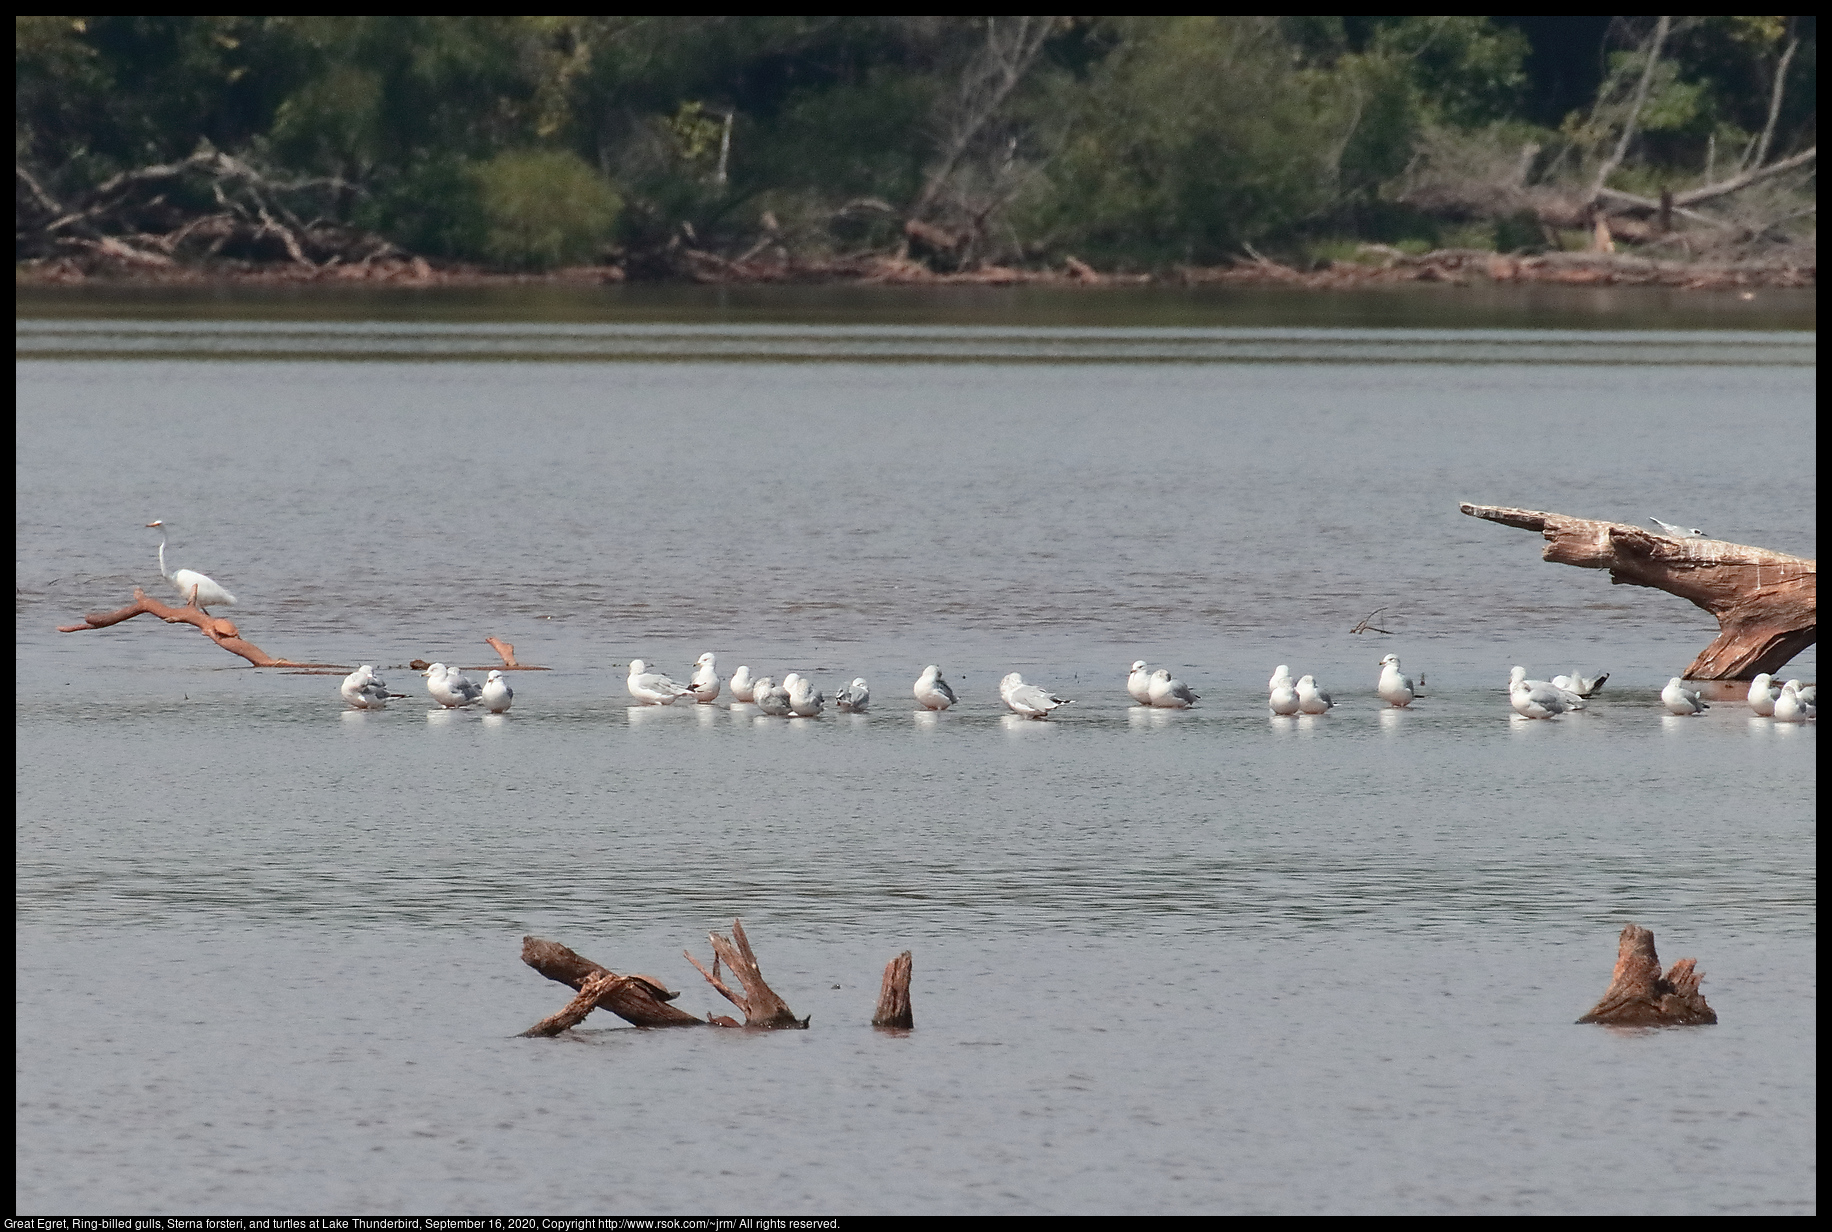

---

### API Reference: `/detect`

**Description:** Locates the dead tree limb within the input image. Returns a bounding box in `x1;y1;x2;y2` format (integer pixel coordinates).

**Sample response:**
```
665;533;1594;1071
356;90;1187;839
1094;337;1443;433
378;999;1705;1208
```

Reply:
56;587;318;667
519;936;704;1030
1461;504;1816;679
1587;16;1673;206
684;919;809;1029
872;951;914;1029
1577;923;1717;1025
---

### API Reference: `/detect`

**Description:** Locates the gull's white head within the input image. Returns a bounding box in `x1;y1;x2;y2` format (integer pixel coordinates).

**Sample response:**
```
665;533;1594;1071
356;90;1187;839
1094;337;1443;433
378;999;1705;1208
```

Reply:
696;652;715;665
1130;660;1148;673
1273;664;1290;675
1151;669;1171;682
851;677;867;688
1508;666;1527;684
1379;654;1400;668
628;659;647;675
487;670;503;681
1297;675;1316;687
423;662;447;678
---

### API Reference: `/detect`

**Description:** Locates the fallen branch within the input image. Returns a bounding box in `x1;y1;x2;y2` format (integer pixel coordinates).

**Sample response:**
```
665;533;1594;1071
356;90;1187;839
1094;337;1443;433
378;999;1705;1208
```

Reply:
1577;923;1717;1026
1461;503;1816;679
57;587;316;667
872;951;914;1029
484;636;548;669
684;919;809;1029
519;936;704;1030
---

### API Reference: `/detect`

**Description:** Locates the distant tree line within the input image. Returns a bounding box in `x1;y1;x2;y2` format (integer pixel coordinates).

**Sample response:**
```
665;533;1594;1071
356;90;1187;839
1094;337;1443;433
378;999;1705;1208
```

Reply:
14;16;1817;273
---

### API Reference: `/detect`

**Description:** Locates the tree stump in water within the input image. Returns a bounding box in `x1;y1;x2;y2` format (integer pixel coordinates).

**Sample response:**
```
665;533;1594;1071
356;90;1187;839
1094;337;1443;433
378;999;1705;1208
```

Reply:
56;587;322;667
1577;923;1717;1026
872;950;914;1029
1460;503;1815;680
519;936;704;1032
684;919;810;1029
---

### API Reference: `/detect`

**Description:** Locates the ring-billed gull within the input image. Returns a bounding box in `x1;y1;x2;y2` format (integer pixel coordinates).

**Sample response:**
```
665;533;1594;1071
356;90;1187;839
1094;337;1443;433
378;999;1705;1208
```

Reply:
1550;670;1609;698
145;521;237;611
730;666;756;703
1269;664;1295;693
1773;680;1815;722
627;659;692;706
914;665;957;711
425;663;483;708
1649;516;1709;539
752;676;792;716
786;674;826;717
1660;677;1708;715
999;673;1071;719
1377;654;1417;708
1296;675;1335;714
1510;674;1580;719
482;670;514;713
1746;673;1782;715
1127;661;1153;706
1510;666;1585;710
1269;679;1301;715
340;664;390;709
688;652;720;704
835;678;870;712
1147;668;1198;709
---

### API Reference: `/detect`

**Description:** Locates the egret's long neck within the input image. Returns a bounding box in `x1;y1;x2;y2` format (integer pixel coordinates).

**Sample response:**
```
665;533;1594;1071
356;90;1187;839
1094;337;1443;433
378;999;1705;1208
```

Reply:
156;536;172;580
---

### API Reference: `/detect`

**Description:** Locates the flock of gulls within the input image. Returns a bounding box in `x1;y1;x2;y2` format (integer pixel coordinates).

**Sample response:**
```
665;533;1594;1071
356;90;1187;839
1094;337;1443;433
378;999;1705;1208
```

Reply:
137;520;1817;725
334;652;1817;723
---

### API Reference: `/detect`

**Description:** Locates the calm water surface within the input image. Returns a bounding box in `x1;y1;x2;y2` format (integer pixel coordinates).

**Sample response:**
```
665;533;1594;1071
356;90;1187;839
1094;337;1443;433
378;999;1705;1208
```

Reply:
15;291;1815;1214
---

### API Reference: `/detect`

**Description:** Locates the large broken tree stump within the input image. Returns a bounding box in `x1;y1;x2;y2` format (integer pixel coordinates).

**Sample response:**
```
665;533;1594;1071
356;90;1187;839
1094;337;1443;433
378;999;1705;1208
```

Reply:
57;587;320;667
684;919;809;1029
520;936;704;1030
872;951;914;1029
1576;923;1718;1026
1461;503;1816;679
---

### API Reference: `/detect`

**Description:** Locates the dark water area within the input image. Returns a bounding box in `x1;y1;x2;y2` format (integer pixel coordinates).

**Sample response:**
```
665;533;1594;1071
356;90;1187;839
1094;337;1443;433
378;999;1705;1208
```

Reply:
14;292;1816;1214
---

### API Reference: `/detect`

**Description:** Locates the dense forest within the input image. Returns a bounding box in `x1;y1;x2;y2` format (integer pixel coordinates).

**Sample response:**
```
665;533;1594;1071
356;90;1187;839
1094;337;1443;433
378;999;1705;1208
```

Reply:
14;16;1817;276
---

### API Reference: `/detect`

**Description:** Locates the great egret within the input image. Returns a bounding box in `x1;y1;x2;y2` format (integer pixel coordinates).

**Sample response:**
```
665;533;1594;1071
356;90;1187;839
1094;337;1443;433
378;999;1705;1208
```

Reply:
145;521;236;610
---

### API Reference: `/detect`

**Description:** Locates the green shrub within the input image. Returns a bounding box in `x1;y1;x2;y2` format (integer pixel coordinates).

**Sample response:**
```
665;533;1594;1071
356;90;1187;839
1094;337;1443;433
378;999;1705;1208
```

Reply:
470;149;622;269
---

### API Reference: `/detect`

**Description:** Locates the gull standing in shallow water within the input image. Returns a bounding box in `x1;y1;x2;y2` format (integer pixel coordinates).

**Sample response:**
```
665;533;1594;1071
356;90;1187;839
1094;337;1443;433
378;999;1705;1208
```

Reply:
786;674;826;717
1510;674;1581;719
1746;673;1783;716
1295;675;1335;714
1000;673;1071;719
729;666;756;703
752;676;792;716
340;664;390;709
1269;665;1295;693
481;670;514;713
1550;670;1609;698
835;678;870;712
425;663;483;708
1510;666;1585;710
1773;680;1815;722
914;665;957;711
1147;669;1198;709
689;652;721;704
1377;654;1418;707
1127;661;1154;706
627;659;692;705
1661;677;1708;715
1269;678;1301;715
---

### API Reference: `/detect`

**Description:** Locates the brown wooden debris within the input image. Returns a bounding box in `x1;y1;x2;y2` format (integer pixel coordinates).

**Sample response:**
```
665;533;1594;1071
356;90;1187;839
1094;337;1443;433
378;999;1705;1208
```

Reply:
1461;503;1816;679
872;951;914;1029
684;919;809;1029
1577;923;1718;1026
520;936;703;1030
55;586;327;667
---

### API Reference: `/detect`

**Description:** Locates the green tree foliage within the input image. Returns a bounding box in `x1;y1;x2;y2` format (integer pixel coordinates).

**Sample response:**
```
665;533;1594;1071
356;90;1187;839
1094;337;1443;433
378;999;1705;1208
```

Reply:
15;15;1816;270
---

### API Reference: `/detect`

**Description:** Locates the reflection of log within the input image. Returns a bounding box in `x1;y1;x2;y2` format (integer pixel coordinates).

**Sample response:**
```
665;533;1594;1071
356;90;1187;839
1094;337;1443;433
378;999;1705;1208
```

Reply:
872;951;914;1029
520;936;704;1030
684;919;809;1029
57;587;311;667
1577;923;1717;1026
1461;504;1816;679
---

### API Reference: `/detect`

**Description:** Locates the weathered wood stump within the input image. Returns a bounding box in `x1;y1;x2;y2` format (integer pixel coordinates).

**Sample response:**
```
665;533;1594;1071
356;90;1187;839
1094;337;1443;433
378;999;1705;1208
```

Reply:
1576;923;1718;1026
520;936;704;1032
872;950;914;1029
57;587;321;667
1461;503;1816;679
684;919;810;1029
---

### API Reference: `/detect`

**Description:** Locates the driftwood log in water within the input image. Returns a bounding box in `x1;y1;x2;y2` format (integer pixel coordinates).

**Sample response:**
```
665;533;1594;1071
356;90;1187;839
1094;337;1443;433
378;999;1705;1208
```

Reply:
684;919;810;1029
1460;504;1816;679
56;587;319;667
1577;923;1717;1026
872;951;914;1029
519;936;704;1032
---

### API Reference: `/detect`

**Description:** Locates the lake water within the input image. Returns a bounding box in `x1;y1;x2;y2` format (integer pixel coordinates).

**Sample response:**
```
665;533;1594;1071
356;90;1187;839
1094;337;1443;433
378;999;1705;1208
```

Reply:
14;287;1816;1214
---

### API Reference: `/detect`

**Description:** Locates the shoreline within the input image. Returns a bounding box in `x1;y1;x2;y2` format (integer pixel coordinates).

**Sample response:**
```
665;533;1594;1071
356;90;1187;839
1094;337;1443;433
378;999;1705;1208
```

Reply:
16;245;1815;292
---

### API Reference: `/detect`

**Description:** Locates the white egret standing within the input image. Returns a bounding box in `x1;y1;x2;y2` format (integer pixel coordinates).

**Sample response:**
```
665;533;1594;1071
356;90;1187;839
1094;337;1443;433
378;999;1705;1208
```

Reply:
145;521;236;610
